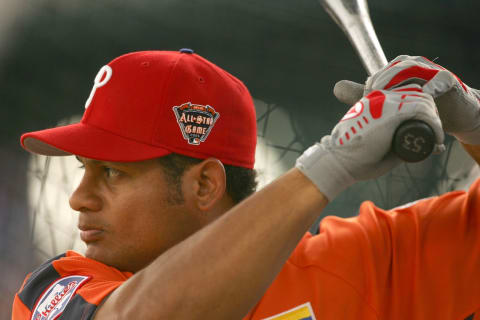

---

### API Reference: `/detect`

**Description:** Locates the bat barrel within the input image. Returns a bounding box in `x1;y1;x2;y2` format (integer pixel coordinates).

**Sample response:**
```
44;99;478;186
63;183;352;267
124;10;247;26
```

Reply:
320;0;387;75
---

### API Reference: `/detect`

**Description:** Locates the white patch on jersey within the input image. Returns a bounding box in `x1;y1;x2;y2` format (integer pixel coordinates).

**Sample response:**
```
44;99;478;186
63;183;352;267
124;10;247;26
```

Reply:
31;275;90;320
261;302;317;320
85;65;112;109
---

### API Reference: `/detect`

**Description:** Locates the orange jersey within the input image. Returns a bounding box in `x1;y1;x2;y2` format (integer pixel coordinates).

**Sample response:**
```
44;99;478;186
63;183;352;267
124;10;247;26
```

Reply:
245;178;480;320
12;179;480;319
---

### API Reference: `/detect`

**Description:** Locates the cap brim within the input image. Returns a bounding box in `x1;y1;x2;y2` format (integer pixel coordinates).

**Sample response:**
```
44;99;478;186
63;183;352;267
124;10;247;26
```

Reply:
21;122;172;162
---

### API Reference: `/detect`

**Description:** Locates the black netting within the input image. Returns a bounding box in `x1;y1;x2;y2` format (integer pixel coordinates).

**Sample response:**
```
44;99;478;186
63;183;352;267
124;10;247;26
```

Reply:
1;0;479;317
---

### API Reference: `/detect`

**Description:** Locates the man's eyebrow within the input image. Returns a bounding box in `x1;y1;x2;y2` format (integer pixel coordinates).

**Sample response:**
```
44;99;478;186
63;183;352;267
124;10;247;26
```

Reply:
74;156;131;168
74;156;99;165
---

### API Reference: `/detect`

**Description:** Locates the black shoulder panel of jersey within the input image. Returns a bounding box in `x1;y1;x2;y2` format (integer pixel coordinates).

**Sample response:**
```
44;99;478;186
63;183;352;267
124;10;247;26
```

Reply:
464;313;475;320
59;294;97;320
18;252;67;310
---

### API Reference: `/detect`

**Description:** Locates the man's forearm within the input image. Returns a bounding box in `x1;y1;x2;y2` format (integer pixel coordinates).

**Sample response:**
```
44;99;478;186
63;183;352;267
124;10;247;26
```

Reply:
94;168;328;319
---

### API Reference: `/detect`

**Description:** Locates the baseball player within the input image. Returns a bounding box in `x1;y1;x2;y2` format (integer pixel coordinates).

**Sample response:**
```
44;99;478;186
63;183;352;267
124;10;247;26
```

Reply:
11;50;480;319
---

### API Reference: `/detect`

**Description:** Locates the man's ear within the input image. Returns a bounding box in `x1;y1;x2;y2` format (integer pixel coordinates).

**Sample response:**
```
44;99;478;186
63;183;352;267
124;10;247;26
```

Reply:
183;158;228;212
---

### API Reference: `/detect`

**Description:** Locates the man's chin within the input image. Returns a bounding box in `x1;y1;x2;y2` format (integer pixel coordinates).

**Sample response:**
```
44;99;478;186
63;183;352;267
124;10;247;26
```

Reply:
84;244;114;266
84;244;136;272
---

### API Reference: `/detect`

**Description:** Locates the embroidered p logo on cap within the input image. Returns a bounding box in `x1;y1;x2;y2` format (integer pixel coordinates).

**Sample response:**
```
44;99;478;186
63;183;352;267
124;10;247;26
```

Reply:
85;65;113;109
173;102;220;145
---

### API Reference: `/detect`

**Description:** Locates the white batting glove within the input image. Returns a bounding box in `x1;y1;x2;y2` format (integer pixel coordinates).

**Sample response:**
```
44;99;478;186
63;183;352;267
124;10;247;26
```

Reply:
334;55;480;145
296;85;444;201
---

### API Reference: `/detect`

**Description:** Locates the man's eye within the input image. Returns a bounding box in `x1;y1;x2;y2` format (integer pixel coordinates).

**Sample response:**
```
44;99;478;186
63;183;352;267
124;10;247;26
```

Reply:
104;167;121;178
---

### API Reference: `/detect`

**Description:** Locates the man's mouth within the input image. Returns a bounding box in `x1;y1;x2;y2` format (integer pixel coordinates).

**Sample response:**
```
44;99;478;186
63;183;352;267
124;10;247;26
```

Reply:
78;225;104;243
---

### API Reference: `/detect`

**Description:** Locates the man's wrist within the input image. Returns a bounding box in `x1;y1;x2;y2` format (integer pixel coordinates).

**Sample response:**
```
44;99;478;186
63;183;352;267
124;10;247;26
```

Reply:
295;140;354;202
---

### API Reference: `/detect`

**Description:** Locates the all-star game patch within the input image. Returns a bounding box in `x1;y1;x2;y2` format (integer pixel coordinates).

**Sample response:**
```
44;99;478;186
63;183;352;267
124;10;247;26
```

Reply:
173;102;220;145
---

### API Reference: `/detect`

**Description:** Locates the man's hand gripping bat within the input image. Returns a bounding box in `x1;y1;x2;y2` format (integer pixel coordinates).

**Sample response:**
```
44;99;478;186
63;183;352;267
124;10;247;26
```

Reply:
319;0;436;162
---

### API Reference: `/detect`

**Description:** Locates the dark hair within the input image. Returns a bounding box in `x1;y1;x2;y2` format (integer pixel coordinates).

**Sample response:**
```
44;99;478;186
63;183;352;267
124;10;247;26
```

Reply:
157;153;258;205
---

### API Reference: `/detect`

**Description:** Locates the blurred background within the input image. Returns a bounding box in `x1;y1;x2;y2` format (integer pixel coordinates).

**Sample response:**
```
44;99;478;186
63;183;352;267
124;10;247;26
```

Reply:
1;0;479;316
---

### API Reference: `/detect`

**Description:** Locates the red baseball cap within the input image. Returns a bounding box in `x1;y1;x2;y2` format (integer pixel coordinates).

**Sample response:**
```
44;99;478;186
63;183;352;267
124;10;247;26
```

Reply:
21;49;257;168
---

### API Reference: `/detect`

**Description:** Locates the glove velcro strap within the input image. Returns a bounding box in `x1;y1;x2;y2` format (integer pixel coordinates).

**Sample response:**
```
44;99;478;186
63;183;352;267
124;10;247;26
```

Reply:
295;142;355;201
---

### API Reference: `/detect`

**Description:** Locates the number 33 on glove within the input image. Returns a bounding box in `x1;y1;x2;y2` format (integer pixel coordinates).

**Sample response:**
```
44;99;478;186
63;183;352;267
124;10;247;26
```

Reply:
335;55;480;145
296;85;445;201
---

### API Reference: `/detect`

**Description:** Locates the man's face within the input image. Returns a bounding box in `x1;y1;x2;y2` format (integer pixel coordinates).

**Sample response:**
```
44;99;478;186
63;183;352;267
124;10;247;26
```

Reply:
70;157;205;272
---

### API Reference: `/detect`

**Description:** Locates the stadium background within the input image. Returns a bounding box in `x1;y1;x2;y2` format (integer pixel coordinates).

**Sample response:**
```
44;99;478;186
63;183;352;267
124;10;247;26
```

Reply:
0;0;479;316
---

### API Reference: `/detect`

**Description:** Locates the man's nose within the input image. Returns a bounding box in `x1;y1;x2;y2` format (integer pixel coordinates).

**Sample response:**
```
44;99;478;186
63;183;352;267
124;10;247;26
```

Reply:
69;172;102;212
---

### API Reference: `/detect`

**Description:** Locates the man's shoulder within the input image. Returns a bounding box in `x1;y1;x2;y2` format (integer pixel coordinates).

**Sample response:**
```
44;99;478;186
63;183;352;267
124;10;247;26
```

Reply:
17;253;69;310
14;251;131;320
18;251;111;299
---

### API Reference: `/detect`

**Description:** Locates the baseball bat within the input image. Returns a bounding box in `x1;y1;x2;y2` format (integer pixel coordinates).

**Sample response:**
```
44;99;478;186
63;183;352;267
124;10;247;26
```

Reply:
319;0;435;163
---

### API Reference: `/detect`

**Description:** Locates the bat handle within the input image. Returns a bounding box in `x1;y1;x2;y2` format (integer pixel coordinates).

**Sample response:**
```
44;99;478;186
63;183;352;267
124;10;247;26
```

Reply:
392;120;435;162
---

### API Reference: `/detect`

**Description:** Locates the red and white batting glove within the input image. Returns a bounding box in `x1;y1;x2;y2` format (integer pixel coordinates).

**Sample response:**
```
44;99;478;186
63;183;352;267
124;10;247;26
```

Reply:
296;84;444;201
334;55;480;145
